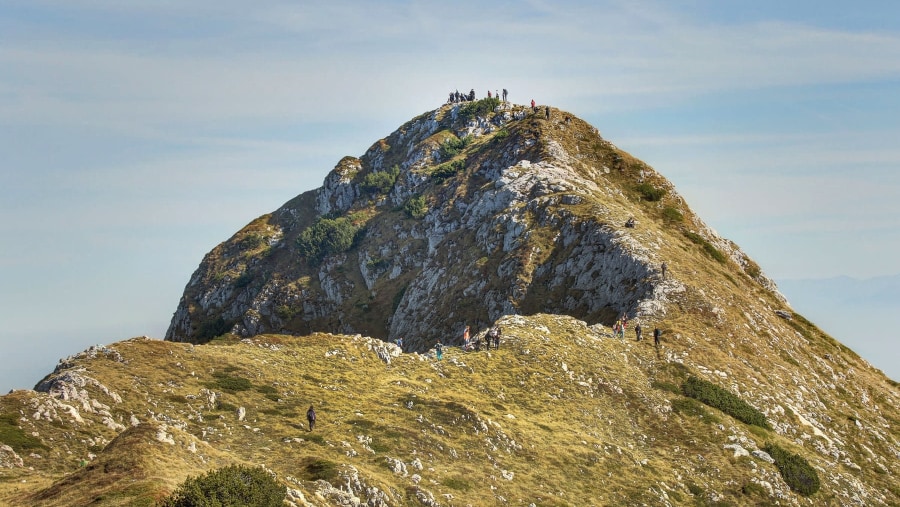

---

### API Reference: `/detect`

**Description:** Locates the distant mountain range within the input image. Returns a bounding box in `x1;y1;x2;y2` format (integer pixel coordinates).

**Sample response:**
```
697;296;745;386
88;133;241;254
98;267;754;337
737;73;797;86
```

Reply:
777;274;900;380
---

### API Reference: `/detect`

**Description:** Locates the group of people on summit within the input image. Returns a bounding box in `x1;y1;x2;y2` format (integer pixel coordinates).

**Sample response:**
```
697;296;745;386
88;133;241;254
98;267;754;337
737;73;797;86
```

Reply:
447;88;510;104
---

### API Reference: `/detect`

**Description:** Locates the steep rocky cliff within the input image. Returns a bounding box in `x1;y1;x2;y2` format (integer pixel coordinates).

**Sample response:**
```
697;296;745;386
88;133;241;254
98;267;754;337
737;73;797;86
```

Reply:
165;100;775;351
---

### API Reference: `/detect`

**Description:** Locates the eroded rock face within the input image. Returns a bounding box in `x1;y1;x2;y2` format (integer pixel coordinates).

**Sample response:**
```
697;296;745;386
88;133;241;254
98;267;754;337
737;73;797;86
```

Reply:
165;102;778;349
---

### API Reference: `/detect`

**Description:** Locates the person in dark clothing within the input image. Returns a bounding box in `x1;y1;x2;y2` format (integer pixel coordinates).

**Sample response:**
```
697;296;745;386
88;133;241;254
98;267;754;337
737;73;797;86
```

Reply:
653;328;661;347
502;88;508;102
545;106;550;120
635;323;642;341
661;262;667;279
306;405;316;431
494;327;501;349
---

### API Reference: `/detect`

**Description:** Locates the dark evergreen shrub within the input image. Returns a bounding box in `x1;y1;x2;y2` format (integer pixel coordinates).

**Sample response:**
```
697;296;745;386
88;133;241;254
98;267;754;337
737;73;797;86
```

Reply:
403;195;428;218
662;206;683;223
296;216;362;266
764;443;820;496
682;376;770;429
458;97;500;121
438;136;472;160
636;182;666;201
432;159;465;180
361;165;400;195
159;464;286;507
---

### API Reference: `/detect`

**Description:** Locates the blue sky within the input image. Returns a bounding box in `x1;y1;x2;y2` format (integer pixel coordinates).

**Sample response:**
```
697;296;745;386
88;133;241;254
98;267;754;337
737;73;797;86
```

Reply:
2;1;899;390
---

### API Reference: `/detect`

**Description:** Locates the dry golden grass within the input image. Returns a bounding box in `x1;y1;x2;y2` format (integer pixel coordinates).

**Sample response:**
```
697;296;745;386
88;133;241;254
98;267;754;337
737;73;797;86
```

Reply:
1;307;896;505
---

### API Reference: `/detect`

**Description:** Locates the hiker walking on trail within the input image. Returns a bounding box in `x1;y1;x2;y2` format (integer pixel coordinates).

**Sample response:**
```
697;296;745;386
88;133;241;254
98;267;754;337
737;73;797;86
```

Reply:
502;88;508;102
494;327;501;349
635;323;642;341
531;99;536;112
661;262;667;279
463;325;471;351
545;106;550;120
653;328;661;347
435;341;443;360
306;405;316;431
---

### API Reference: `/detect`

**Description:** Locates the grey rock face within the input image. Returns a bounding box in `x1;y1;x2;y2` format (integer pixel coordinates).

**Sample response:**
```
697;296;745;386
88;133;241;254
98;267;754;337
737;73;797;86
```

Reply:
165;103;780;349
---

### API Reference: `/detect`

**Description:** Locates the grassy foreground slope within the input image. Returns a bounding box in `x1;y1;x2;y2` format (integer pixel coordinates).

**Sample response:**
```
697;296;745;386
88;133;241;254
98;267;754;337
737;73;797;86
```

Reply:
1;311;897;506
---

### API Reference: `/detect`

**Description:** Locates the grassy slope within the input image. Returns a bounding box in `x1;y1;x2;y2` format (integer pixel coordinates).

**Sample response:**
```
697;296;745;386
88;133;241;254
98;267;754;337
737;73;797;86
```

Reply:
1;311;897;506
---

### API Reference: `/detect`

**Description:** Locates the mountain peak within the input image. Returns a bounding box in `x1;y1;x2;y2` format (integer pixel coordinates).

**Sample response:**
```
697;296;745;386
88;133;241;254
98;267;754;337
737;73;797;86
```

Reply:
165;99;776;350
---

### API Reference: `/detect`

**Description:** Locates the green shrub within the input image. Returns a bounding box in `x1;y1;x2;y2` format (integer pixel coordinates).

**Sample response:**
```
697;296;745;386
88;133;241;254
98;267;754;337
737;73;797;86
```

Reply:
159;464;285;507
403;195;428;219
458;97;500;121
493;128;510;141
361;165;400;195
438;136;472;160
239;234;267;250
682;376;769;429
636;183;666;201
432;159;466;180
662;206;683;223
764;443;820;496
296;216;362;266
684;231;727;263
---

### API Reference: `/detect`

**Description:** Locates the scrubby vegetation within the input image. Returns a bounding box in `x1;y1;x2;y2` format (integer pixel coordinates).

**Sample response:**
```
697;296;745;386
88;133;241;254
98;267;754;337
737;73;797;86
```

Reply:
403;195;428;219
684;231;727;263
682;376;770;429
764;443;820;496
636;182;666;201
458;97;500;121
438;136;472;160
361;165;400;195
432;159;466;181
158;464;286;507
296;216;362;266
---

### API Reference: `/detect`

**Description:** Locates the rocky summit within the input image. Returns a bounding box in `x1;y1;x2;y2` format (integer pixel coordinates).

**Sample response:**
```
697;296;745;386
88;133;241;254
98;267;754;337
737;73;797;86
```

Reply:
1;99;898;506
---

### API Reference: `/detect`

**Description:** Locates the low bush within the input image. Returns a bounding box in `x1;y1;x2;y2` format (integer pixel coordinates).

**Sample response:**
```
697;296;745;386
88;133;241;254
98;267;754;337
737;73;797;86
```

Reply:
636;182;666;201
682;376;769;429
159;464;285;507
764;443;820;496
458;97;500;121
662;206;683;223
296;216;363;266
361;165;400;195
403;195;428;219
684;231;727;263
438;136;472;160
432;159;466;180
